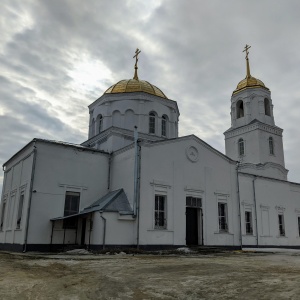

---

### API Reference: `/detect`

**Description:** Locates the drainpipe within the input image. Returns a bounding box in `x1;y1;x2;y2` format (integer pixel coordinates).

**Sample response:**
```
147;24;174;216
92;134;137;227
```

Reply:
252;176;259;247
99;212;106;250
23;143;37;252
133;126;139;216
236;162;243;250
107;153;112;190
136;142;141;249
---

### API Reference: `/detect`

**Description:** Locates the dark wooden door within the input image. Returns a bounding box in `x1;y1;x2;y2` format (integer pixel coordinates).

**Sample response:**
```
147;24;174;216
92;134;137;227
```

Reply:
186;207;198;245
81;219;86;245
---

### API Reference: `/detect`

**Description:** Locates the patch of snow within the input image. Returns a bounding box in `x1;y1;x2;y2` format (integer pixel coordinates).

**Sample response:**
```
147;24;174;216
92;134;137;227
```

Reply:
176;247;192;253
243;248;300;253
65;249;91;255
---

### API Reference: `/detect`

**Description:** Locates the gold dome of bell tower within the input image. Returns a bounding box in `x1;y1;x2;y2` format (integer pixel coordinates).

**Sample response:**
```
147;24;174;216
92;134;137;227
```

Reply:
233;45;269;95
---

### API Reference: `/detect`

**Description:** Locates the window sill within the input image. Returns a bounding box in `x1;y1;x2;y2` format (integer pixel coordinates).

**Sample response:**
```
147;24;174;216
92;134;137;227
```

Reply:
276;235;288;238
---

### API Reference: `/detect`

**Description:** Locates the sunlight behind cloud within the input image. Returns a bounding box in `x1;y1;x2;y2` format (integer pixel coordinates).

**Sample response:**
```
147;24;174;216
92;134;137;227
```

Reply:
68;56;113;93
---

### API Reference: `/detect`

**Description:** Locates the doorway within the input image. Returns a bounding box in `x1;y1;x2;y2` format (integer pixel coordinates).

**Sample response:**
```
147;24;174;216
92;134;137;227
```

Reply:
186;197;203;246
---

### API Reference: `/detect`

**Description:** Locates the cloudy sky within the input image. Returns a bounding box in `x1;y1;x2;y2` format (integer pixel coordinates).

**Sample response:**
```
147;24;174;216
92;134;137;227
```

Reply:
1;0;300;194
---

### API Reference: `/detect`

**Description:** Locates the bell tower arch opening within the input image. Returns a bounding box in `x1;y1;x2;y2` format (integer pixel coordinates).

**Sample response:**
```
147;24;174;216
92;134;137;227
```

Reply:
236;100;244;119
264;98;271;116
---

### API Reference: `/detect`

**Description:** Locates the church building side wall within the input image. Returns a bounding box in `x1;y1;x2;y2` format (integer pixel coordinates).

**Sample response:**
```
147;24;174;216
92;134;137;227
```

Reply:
0;143;35;249
239;173;300;247
25;142;110;246
138;137;240;247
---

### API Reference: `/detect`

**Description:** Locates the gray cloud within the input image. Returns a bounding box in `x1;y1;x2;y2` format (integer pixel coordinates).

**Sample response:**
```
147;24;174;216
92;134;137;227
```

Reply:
1;0;300;196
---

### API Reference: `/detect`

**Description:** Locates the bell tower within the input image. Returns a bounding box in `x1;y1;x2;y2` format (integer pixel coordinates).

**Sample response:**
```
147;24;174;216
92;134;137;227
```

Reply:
224;45;288;180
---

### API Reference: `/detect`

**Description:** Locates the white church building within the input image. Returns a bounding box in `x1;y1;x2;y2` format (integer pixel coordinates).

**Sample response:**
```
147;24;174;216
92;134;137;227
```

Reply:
1;47;300;252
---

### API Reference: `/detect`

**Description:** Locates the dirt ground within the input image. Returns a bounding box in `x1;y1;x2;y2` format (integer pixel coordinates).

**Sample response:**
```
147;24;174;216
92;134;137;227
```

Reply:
1;250;300;299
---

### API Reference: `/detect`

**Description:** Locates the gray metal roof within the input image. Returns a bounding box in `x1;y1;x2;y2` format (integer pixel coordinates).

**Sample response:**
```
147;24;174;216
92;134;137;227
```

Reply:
50;189;133;221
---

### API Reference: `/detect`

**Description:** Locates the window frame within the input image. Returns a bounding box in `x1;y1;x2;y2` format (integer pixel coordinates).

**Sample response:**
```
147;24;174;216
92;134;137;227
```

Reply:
218;202;228;232
161;115;167;137
278;213;285;237
149;112;156;134
238;138;245;156
154;194;167;229
98;115;103;133
245;211;253;235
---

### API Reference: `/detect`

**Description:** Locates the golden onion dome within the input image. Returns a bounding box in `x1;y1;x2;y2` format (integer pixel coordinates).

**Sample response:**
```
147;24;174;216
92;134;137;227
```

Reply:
233;45;269;95
233;76;269;95
104;79;168;99
104;48;168;99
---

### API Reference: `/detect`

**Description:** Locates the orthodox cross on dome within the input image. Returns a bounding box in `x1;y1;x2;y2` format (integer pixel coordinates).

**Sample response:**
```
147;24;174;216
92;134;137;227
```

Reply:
243;44;251;78
133;48;141;80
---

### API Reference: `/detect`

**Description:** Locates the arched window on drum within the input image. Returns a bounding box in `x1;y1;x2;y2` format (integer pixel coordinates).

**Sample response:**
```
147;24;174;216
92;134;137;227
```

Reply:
149;112;156;134
161;115;168;137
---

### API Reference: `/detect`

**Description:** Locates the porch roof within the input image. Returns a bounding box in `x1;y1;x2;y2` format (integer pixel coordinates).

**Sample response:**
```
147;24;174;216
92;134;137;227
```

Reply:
50;188;133;221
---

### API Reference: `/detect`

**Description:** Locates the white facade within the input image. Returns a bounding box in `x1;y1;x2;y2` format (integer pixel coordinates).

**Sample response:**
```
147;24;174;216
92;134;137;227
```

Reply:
1;58;300;252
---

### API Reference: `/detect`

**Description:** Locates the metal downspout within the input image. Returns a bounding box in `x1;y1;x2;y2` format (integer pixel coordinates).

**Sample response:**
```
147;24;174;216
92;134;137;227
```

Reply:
136;142;141;249
133;126;139;216
236;163;243;249
107;153;112;190
23;144;37;253
100;212;106;250
252;176;259;247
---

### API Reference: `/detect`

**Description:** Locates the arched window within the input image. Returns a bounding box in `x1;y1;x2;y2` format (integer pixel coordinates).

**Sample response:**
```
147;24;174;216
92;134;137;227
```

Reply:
161;115;167;137
238;138;245;156
149;112;156;134
264;98;271;116
236;100;244;119
98;115;103;133
269;137;274;155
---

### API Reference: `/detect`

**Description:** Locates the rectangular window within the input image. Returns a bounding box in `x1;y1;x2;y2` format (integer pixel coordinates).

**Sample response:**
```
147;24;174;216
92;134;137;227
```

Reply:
155;195;166;229
16;193;25;229
63;192;80;229
218;203;228;232
0;202;6;231
245;211;253;234
278;214;285;236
